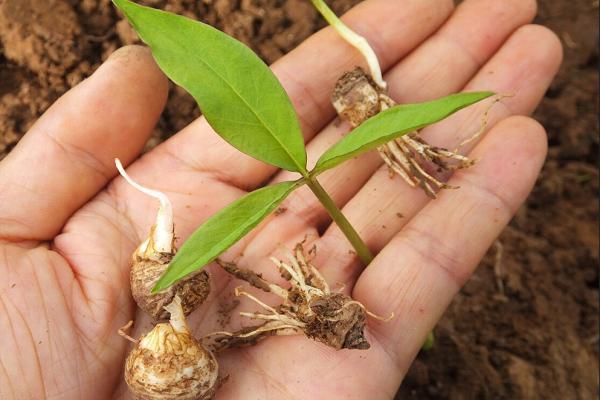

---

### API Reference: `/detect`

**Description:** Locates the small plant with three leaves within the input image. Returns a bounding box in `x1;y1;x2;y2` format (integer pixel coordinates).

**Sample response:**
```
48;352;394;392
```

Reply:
111;0;494;398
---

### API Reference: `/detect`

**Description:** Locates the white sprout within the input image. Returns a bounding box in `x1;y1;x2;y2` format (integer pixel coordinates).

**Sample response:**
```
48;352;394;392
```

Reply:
163;295;189;334
311;0;386;89
115;158;174;254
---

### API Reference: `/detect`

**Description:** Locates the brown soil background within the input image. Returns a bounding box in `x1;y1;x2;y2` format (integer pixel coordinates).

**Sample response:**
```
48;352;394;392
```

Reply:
0;0;597;399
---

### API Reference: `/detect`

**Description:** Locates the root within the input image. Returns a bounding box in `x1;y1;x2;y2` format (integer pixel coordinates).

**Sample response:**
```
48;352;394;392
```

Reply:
216;259;288;299
234;286;280;315
381;133;466;198
216;244;392;351
332;67;504;199
204;321;302;353
337;300;394;322
456;94;513;149
118;320;138;344
233;322;302;338
270;245;329;302
493;240;505;294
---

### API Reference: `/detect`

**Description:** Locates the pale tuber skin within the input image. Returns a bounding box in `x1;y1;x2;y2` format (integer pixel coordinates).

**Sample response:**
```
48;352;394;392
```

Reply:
124;296;219;400
115;159;210;320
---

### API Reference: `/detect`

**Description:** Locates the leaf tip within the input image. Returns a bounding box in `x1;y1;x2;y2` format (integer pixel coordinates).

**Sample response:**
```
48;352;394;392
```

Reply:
475;91;496;101
151;278;168;293
151;264;177;293
111;0;143;20
111;0;127;9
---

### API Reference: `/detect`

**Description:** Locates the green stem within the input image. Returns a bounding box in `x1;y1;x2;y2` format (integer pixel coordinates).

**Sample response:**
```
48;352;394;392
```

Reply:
422;331;435;351
306;177;374;265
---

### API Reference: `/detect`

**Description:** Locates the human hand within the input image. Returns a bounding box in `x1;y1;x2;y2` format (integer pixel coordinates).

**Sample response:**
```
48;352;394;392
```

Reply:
0;0;561;398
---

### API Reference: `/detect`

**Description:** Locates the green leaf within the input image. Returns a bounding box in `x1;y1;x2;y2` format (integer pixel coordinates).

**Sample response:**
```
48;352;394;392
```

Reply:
313;92;494;172
153;181;299;291
113;0;307;173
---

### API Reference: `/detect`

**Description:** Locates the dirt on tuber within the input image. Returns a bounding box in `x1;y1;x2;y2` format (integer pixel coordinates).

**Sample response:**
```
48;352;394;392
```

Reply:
130;232;211;320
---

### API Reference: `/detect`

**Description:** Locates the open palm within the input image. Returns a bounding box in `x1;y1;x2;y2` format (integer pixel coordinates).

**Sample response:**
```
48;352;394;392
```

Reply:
0;0;561;399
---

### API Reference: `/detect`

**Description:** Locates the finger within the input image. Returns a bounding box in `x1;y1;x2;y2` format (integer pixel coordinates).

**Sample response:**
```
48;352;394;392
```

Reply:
356;116;547;388
0;46;168;241
316;24;562;286
152;0;454;191
253;0;540;266
386;0;538;103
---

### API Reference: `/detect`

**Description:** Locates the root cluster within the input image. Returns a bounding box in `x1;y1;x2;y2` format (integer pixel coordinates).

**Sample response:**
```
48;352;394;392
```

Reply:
207;245;391;352
332;67;477;198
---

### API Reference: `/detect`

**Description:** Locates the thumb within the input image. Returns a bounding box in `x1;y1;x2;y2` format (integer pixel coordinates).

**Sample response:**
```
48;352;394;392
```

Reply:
0;46;168;242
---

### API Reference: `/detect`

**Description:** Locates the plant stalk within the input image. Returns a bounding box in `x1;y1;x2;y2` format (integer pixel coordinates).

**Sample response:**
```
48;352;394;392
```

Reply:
422;331;435;351
306;177;374;265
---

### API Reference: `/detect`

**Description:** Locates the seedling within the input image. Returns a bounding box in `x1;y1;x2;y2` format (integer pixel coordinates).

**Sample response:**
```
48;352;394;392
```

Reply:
310;0;486;198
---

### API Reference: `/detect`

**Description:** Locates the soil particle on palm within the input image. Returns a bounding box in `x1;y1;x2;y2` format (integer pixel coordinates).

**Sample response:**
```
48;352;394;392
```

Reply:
216;298;240;328
0;0;597;398
218;260;274;293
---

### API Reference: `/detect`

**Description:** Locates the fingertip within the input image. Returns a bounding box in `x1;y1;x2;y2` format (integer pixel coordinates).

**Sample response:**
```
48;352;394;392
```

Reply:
464;115;548;212
345;0;456;70
472;114;548;167
106;45;167;85
495;115;548;161
500;0;538;24
463;23;563;117
96;45;169;115
58;45;170;168
511;24;564;77
443;0;539;64
521;24;563;56
469;0;537;25
528;0;539;22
